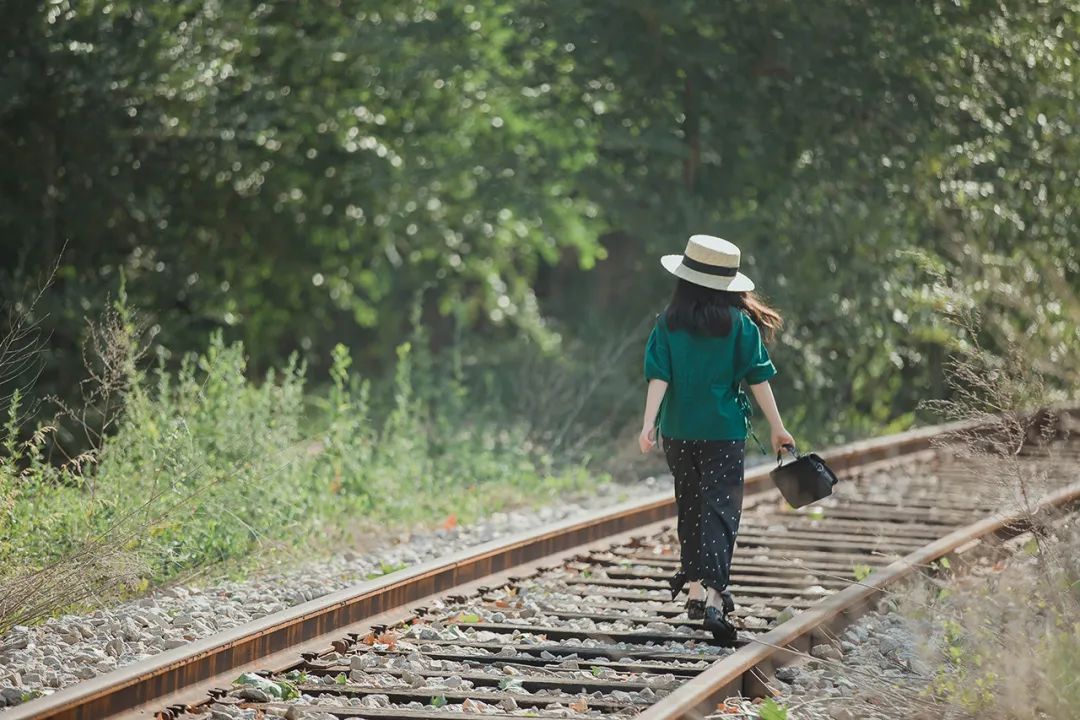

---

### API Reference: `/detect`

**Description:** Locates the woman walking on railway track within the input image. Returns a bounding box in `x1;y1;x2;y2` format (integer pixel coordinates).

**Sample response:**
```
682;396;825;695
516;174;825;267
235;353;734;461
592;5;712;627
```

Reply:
638;234;793;646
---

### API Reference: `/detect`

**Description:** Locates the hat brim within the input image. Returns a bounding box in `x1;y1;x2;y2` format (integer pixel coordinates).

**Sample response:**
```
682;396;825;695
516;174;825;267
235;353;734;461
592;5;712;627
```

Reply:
661;255;755;292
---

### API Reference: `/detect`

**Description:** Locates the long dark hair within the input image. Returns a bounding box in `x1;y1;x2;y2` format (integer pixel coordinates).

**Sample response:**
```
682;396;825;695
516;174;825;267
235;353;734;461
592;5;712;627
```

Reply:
664;279;783;341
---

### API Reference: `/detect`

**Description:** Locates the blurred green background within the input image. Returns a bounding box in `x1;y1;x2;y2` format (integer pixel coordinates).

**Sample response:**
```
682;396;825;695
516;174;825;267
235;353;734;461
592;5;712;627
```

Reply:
5;0;1080;438
2;1;1079;586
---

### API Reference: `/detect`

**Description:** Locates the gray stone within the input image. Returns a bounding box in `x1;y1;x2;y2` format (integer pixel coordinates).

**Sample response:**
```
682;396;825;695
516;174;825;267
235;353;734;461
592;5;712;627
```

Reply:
811;643;843;661
1;688;25;706
416;626;440;640
4;634;29;651
121;618;142;641
363;694;390;708
879;635;905;657
235;686;272;703
350;654;379;671
775;665;799;683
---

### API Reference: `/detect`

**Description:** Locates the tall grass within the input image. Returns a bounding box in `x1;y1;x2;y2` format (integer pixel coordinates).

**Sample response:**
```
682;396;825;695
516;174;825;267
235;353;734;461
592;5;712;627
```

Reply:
883;299;1080;719
0;300;601;631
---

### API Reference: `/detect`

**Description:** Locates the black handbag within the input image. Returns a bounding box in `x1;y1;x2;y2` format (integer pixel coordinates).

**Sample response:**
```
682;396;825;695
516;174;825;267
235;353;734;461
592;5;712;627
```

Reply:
770;444;839;508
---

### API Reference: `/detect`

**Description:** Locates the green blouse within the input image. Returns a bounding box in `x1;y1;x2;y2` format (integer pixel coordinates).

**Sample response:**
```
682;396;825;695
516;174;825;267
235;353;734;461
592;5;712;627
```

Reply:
644;308;777;441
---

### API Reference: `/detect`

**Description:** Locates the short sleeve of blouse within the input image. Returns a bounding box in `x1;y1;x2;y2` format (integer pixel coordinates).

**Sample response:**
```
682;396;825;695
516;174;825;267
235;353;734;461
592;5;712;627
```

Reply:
737;311;777;385
644;315;672;383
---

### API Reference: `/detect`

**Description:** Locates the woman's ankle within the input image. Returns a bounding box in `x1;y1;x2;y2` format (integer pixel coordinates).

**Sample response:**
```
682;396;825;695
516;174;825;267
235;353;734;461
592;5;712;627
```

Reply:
706;586;733;613
687;581;705;601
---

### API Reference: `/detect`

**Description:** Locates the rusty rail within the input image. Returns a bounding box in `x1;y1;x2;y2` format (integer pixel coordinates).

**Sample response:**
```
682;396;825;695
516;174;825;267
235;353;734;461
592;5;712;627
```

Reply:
3;415;1030;720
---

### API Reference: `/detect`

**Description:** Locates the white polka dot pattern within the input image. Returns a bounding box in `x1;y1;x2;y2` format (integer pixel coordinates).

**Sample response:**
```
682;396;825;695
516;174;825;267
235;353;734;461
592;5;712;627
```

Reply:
662;436;745;611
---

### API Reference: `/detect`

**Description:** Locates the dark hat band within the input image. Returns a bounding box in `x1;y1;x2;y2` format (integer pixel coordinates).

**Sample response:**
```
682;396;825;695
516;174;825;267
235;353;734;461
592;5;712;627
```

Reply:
681;255;738;277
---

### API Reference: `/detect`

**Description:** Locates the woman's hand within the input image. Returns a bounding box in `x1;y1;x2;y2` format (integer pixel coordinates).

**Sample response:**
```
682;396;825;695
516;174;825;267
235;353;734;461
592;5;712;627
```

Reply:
771;426;795;455
639;426;657;454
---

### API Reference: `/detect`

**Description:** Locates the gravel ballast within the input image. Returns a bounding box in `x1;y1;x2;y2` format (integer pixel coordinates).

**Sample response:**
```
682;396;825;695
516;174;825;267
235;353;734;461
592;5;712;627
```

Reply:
0;478;665;711
708;516;1080;720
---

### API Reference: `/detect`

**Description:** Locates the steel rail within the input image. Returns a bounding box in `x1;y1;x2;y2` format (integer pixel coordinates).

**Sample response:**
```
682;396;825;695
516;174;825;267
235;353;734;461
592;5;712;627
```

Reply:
636;477;1080;720
2;417;982;720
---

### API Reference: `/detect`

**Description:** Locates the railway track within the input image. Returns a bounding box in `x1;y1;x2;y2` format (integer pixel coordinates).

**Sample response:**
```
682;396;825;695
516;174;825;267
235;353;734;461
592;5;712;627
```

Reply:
8;411;1079;720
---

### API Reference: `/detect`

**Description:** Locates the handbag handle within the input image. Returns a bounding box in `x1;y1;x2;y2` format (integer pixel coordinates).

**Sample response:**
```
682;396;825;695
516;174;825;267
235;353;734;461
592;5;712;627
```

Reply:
775;443;800;466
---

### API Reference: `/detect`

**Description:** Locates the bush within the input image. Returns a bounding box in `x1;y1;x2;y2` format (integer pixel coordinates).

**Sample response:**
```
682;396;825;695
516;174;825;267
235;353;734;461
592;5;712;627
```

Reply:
0;317;600;606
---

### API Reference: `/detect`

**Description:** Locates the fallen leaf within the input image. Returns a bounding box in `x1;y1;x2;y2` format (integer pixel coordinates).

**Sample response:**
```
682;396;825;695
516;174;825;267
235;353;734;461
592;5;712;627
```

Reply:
442;513;458;530
451;612;481;624
569;699;589;712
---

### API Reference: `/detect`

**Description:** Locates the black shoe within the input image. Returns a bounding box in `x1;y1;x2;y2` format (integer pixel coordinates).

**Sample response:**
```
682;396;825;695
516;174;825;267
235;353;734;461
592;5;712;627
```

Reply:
703;605;738;647
685;598;706;620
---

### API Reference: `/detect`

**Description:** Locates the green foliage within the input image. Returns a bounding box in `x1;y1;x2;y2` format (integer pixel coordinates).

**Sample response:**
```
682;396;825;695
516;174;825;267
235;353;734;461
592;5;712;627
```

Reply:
364;560;410;581
1044;623;1080;719
1;0;1078;529
524;0;1080;443
0;0;603;398
758;697;789;720
0;326;595;585
3;0;1078;453
282;669;312;685
852;564;872;582
930;618;999;711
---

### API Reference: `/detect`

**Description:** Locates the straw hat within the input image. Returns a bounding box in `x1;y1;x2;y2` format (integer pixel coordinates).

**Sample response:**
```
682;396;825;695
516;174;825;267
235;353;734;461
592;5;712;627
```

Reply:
660;234;754;292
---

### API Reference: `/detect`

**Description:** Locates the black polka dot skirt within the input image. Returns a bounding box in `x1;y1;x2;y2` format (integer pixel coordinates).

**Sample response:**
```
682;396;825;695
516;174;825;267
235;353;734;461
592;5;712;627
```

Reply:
661;437;745;601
